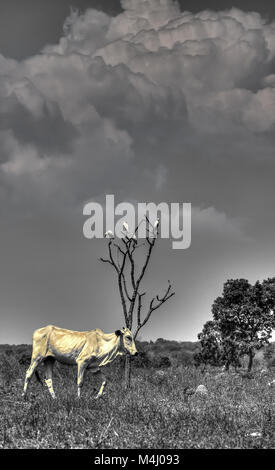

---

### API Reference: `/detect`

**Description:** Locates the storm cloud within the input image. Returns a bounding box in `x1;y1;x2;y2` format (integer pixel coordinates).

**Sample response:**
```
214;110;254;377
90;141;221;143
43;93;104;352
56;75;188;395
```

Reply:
1;0;275;343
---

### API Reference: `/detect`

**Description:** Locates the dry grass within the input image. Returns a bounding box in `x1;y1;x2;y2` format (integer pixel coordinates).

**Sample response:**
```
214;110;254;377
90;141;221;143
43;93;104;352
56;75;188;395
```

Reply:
0;354;274;449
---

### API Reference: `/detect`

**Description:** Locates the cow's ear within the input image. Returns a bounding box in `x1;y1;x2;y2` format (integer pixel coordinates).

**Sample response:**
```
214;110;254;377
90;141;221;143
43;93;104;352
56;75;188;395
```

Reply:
115;330;122;337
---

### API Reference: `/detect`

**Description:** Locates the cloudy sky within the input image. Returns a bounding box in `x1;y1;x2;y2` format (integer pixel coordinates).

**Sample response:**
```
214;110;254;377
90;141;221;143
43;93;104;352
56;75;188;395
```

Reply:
1;0;275;344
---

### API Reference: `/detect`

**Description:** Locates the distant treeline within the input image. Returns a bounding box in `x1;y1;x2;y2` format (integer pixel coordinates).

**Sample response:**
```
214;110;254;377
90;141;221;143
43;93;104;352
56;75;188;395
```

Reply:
0;339;200;369
1;339;274;370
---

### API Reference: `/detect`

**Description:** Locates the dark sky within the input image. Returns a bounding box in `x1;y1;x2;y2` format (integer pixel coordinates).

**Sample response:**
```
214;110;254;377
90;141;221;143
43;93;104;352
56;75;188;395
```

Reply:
0;0;275;344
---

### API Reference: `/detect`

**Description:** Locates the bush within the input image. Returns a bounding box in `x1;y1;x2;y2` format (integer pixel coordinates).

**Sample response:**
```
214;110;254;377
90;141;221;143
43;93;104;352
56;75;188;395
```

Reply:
133;351;151;368
153;355;171;369
17;352;31;366
0;353;22;386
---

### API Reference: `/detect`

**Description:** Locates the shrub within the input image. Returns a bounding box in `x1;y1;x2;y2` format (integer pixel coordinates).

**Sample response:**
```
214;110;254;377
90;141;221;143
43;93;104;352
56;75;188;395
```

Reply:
153;355;171;369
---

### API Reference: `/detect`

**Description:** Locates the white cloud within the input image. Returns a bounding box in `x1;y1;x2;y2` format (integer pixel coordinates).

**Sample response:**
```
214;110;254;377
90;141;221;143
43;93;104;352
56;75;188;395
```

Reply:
1;0;275;222
192;206;249;243
43;8;111;56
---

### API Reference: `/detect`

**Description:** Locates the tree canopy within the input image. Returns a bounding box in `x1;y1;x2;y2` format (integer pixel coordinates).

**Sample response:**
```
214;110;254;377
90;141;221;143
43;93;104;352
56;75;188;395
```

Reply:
197;278;275;371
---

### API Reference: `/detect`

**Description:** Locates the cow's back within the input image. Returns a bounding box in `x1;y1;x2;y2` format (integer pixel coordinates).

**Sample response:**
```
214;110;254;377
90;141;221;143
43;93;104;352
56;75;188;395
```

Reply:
32;325;90;364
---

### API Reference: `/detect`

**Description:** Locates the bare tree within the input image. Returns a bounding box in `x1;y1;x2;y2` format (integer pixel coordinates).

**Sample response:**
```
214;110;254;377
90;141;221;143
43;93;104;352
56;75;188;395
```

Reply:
100;217;175;388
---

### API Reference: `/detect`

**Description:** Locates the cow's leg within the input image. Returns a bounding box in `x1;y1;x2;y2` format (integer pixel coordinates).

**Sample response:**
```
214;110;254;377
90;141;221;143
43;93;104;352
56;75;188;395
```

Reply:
22;356;43;397
95;369;107;399
77;361;88;398
44;357;56;399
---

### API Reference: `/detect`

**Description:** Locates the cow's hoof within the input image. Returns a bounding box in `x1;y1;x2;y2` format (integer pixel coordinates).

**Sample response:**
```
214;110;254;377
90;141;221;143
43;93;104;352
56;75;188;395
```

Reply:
95;392;106;400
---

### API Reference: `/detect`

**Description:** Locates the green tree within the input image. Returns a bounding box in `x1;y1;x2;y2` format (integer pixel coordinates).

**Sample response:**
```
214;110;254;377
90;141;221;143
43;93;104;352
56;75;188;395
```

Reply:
212;278;275;371
195;320;222;368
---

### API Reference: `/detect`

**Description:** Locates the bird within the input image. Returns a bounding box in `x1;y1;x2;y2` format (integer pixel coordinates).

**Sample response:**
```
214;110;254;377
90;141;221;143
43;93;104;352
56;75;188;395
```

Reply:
122;222;129;233
153;218;160;233
104;230;114;239
131;233;137;244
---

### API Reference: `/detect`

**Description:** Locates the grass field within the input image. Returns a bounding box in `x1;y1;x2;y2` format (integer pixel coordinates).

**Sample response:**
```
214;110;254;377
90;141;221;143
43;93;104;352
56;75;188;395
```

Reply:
0;354;274;449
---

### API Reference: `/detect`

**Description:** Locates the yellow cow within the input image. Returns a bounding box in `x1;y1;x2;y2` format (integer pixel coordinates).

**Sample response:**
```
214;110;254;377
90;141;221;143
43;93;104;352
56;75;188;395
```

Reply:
22;325;138;399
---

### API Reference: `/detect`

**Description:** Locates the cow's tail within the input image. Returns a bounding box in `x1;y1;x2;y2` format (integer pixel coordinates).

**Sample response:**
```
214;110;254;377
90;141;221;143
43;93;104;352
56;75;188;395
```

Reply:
35;370;43;386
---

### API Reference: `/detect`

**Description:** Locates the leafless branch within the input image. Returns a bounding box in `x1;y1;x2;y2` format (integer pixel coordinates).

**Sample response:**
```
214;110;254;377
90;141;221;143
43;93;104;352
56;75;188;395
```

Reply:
121;272;132;302
134;280;175;339
137;292;146;326
100;240;128;324
99;257;113;267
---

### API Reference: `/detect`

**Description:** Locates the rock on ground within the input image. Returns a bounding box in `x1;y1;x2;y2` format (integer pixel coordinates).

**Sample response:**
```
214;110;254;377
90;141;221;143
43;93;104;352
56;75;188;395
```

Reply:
195;384;208;396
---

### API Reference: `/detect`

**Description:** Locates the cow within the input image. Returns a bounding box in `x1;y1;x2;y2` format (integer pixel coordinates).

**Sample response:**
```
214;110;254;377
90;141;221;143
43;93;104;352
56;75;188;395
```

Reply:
22;325;138;399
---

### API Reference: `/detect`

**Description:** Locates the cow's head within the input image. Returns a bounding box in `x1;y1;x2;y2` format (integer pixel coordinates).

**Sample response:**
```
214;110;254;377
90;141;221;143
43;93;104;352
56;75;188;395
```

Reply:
115;328;138;356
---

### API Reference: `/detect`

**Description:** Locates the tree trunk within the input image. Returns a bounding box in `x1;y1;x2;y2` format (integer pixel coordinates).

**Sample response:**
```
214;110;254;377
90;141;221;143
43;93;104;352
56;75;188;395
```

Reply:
124;355;132;389
247;349;254;372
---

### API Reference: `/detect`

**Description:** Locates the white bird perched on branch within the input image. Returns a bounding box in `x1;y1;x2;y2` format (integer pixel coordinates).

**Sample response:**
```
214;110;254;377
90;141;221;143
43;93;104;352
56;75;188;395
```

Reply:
153;218;160;234
131;233;137;244
122;222;129;233
104;230;114;239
